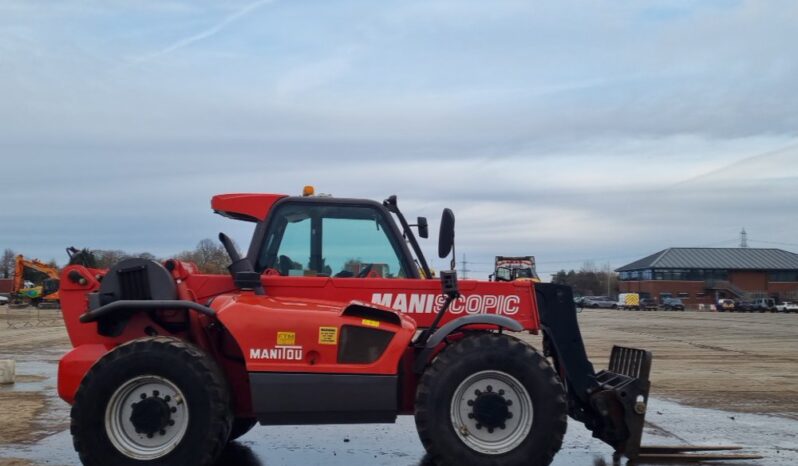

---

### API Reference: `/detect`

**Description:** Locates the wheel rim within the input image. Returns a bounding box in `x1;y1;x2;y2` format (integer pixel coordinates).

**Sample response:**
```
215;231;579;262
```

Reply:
449;370;533;455
105;375;189;460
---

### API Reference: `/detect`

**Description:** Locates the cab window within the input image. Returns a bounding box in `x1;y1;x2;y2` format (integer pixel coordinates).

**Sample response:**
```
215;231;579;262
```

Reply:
257;203;407;278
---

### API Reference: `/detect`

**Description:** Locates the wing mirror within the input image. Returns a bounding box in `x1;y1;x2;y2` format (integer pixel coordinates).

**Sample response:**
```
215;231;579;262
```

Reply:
438;208;455;265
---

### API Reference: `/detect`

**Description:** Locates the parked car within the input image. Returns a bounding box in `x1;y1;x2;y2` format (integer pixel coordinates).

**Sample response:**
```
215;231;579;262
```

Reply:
0;295;8;305
750;298;777;312
735;301;756;312
716;299;735;312
659;298;685;311
581;296;618;309
639;298;658;311
775;302;798;313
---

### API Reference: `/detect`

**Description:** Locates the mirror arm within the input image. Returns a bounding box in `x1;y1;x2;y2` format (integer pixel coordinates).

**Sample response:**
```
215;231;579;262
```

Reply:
219;232;265;295
415;270;459;346
383;196;433;279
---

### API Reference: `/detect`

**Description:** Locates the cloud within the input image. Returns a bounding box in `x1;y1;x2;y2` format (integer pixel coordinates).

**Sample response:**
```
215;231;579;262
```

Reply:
0;0;797;277
125;0;276;67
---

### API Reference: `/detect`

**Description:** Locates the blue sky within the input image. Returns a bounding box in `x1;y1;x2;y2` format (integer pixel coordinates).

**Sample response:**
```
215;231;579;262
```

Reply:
1;0;797;278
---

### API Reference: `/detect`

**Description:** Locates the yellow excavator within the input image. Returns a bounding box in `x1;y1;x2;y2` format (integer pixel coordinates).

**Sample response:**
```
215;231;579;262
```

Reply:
11;255;61;309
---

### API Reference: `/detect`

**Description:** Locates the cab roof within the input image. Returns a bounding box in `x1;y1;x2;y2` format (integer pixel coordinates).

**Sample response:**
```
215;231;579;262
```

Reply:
211;193;288;222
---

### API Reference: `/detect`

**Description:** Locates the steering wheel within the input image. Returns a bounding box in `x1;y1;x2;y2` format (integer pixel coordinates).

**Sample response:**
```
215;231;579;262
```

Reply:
357;263;374;278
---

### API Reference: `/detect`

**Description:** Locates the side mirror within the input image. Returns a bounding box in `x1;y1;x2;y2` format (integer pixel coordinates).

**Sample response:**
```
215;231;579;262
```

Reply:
438;208;455;259
417;217;429;239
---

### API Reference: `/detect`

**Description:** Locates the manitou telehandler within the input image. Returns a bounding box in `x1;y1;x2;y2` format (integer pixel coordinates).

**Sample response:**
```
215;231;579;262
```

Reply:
58;190;753;466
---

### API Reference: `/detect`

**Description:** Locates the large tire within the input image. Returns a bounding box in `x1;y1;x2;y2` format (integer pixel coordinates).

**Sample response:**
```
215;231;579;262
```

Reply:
415;333;567;466
70;337;233;466
229;418;258;441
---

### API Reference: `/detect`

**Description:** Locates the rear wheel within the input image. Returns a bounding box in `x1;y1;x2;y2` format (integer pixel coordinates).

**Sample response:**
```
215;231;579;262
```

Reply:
415;333;566;466
70;337;232;466
229;418;258;441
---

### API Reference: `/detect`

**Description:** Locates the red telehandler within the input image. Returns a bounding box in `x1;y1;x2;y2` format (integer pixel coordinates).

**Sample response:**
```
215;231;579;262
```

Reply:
57;190;753;466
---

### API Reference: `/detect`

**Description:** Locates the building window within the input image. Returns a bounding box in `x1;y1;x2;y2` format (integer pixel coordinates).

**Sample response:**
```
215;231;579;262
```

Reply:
769;271;798;282
677;292;689;298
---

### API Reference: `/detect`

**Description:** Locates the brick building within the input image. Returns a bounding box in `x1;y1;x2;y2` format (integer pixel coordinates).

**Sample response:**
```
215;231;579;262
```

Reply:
0;278;12;295
616;248;798;306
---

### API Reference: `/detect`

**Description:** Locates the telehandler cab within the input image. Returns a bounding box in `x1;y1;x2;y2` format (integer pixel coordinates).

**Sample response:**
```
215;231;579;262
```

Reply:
59;190;658;466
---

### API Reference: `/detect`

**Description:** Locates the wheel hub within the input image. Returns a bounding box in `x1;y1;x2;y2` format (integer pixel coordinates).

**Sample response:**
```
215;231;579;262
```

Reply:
130;392;175;437
450;370;533;455
470;387;512;431
105;375;189;460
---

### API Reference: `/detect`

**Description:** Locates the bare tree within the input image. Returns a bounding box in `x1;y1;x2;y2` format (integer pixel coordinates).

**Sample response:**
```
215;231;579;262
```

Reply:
1;248;16;278
92;250;129;269
176;239;230;274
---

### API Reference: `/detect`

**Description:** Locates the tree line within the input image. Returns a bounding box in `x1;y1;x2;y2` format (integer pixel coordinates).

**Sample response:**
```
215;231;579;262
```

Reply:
550;262;619;297
0;239;231;278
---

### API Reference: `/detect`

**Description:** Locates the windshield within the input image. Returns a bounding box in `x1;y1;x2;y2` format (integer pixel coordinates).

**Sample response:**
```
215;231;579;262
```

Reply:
256;202;410;278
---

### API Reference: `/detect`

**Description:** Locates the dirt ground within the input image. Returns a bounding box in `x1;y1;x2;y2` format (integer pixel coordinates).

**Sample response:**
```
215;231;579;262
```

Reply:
564;309;798;418
0;307;70;454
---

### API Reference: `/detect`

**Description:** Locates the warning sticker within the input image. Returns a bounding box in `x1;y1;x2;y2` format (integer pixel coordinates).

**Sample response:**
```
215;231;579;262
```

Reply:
361;319;380;328
276;331;296;346
318;327;338;345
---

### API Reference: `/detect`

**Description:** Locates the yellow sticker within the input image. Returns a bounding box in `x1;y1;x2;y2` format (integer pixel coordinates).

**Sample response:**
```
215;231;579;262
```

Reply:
276;331;296;346
318;327;338;345
361;319;380;328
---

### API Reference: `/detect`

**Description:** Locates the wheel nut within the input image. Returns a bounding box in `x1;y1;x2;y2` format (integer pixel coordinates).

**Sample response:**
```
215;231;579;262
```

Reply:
476;423;482;430
474;389;481;396
140;393;147;400
488;428;494;434
168;420;175;426
507;412;513;419
160;430;166;436
164;395;171;402
498;389;505;396
486;385;493;392
171;407;177;413
147;433;154;439
506;400;513;406
500;423;506;429
153;390;160;397
467;400;474;406
467;413;474;419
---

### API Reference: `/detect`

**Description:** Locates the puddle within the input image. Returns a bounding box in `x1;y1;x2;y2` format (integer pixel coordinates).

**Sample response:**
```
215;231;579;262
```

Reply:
0;352;795;465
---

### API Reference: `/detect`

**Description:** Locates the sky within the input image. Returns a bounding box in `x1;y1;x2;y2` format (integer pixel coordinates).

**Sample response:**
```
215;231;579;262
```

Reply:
1;0;797;279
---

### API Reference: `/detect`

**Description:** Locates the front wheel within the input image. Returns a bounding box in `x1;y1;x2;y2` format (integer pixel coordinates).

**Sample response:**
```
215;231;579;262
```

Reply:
70;337;233;466
415;333;567;466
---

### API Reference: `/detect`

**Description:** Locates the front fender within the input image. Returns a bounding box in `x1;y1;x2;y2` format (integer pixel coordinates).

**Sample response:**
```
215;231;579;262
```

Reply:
413;315;524;373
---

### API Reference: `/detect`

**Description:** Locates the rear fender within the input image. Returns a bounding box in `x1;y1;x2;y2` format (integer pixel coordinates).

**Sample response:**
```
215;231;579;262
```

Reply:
58;344;110;404
413;315;524;373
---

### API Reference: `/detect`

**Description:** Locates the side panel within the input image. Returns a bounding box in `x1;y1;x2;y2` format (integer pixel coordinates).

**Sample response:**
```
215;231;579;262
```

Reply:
250;373;397;424
188;274;539;330
215;295;416;375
